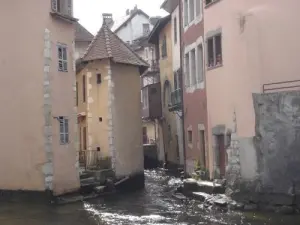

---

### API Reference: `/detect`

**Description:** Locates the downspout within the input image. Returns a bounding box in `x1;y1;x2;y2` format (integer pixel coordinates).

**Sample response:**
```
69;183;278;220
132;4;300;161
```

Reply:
178;0;187;176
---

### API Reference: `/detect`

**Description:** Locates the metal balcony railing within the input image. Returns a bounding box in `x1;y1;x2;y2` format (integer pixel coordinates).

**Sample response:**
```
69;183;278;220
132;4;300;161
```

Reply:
169;89;182;111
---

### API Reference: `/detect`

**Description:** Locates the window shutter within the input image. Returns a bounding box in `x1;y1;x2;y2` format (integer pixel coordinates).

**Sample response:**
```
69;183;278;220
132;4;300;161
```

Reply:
51;0;58;11
67;0;73;16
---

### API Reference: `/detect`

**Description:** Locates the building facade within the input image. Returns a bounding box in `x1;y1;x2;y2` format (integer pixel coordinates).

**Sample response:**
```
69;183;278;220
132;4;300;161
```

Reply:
161;0;185;167
181;0;208;175
0;0;80;195
112;6;154;44
77;18;148;182
149;16;181;166
204;0;300;180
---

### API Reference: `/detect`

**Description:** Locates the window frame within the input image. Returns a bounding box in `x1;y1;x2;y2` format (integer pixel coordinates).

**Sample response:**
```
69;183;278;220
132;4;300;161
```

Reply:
82;75;86;103
206;33;223;69
184;0;203;28
58;44;68;72
51;0;73;17
161;35;167;58
187;130;193;144
59;117;69;145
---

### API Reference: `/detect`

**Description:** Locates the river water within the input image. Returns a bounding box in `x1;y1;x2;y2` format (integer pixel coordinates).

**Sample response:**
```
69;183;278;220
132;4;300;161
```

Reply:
1;169;300;225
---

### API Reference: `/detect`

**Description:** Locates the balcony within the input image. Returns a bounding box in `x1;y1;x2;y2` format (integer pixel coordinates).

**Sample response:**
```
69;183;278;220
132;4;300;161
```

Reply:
141;83;162;120
169;89;182;112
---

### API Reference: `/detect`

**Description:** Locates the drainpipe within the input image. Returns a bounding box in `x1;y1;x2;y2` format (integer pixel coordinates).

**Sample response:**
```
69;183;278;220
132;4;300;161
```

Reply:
178;0;187;176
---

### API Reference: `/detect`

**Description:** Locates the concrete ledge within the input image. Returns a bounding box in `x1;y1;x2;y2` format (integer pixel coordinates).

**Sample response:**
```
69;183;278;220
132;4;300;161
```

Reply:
0;189;54;204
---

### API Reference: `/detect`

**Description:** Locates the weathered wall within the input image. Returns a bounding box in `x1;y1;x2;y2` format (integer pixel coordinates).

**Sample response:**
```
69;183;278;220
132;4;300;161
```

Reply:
76;60;110;157
0;0;79;194
227;91;300;207
253;91;300;205
159;21;179;165
112;63;144;177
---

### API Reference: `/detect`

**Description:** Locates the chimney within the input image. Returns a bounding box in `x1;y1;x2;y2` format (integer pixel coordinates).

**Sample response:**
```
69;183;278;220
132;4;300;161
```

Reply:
126;9;130;16
102;13;114;29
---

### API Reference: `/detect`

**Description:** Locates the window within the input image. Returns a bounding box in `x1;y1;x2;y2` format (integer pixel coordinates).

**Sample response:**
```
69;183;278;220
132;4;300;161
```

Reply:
190;49;196;85
142;89;148;109
207;34;222;68
58;44;68;72
51;0;73;17
76;82;78;106
83;127;87;150
185;53;190;87
97;73;102;84
163;81;171;107
174;17;178;44
161;35;167;58
188;130;193;144
197;44;204;83
185;0;202;27
189;0;195;22
184;0;188;26
196;0;202;17
83;75;86;103
143;23;150;35
199;129;206;167
59;117;69;145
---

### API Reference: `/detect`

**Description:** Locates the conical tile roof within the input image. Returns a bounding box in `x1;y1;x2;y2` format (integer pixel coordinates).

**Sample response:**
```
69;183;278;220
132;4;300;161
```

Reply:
82;24;149;69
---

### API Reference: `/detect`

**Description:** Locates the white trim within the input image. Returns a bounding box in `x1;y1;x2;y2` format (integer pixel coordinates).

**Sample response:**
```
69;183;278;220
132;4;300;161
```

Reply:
183;0;203;32
184;36;205;93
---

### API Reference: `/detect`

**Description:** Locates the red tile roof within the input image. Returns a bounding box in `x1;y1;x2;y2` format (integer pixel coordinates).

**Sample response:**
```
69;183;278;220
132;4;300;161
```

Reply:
82;24;149;69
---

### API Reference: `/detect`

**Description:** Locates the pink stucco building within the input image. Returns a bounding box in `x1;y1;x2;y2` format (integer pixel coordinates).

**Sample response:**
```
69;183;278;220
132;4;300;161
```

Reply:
0;0;80;197
204;0;300;179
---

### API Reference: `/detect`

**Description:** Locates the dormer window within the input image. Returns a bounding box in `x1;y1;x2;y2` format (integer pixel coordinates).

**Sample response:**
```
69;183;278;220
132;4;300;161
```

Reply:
51;0;73;17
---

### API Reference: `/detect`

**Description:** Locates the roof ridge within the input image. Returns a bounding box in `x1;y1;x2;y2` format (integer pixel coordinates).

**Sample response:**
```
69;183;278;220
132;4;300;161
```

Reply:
105;27;149;66
103;25;113;58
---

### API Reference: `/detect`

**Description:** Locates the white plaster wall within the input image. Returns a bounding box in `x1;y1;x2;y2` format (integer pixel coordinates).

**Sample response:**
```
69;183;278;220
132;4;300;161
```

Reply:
116;14;153;43
238;137;257;180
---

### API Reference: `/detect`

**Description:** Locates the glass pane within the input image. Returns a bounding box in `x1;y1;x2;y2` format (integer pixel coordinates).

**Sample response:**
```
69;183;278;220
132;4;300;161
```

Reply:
63;61;68;71
60;134;65;144
215;35;222;65
189;0;195;22
191;49;196;85
197;45;203;82
64;119;69;133
58;47;62;59
62;47;67;60
65;134;69;144
207;38;214;67
58;61;63;71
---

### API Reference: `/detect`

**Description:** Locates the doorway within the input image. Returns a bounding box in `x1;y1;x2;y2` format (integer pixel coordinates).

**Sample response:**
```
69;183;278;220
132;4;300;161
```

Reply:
217;134;226;177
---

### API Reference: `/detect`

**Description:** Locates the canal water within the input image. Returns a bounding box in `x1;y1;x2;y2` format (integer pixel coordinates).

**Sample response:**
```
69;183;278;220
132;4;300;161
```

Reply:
1;169;300;225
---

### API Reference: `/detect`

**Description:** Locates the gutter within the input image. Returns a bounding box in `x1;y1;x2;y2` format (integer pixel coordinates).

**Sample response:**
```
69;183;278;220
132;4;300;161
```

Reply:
178;0;187;176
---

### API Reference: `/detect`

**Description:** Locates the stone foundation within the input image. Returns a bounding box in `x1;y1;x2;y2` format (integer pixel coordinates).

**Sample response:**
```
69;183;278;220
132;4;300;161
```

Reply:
115;172;145;192
0;190;55;204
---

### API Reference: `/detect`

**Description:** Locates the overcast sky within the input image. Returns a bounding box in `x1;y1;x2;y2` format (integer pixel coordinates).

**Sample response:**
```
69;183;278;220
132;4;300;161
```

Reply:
74;0;167;35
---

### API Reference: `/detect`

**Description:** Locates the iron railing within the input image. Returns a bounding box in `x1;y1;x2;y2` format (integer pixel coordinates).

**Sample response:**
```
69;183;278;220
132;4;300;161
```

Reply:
263;80;300;93
78;150;111;170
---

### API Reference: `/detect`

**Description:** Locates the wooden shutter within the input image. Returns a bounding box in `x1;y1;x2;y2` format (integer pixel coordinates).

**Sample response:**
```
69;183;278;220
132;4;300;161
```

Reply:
51;0;58;11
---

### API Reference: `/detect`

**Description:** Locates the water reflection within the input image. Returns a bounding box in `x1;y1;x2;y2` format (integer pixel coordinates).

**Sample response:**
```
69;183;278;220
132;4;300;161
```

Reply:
1;169;300;225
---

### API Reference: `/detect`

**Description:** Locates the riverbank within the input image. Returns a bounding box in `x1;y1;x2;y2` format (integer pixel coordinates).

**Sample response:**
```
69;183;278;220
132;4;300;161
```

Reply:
1;169;300;225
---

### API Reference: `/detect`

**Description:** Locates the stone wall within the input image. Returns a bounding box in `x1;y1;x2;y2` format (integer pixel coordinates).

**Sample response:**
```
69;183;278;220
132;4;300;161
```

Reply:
226;91;300;209
253;91;300;206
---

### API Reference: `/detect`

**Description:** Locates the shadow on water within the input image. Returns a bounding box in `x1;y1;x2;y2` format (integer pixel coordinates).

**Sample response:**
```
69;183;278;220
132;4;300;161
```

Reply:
1;169;300;225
